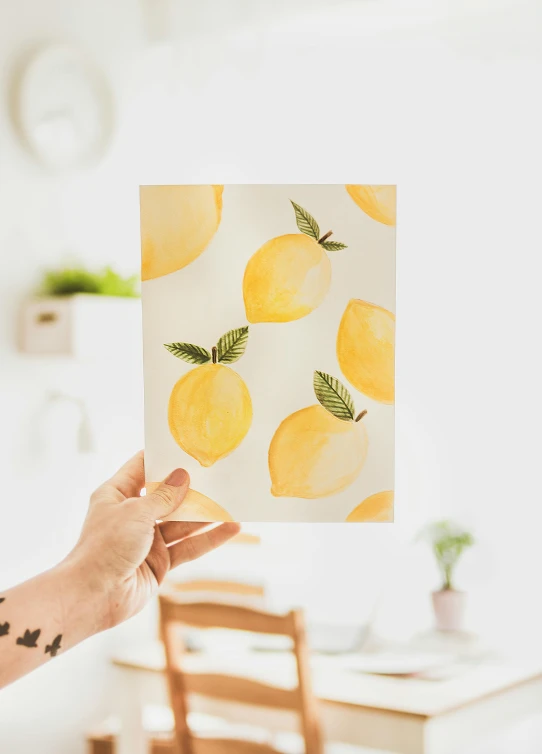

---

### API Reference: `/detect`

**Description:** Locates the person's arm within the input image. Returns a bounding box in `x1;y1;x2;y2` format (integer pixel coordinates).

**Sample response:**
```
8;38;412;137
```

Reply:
0;561;104;686
0;452;240;688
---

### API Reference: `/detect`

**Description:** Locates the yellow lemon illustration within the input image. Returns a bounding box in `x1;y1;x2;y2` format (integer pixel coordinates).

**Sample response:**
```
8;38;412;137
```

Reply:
345;185;396;226
140;185;223;281
165;327;252;467
169;364;251;467
346;491;394;522
146;484;234;522
269;372;368;499
243;200;347;323
337;299;395;404
244;234;330;323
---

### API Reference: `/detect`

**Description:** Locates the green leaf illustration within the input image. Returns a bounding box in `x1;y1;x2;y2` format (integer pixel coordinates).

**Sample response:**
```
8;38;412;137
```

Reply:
313;371;355;422
290;201;320;241
321;240;348;251
217;326;249;364
164;342;211;364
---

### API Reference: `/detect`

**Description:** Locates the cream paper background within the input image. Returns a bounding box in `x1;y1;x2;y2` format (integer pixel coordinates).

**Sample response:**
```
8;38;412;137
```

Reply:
141;184;395;522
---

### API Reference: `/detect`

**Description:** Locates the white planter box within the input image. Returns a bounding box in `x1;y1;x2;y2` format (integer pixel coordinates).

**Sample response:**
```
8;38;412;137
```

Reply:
19;295;142;358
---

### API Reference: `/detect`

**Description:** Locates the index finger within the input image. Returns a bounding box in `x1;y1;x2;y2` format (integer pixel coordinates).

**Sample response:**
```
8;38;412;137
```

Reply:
168;523;241;568
102;450;145;501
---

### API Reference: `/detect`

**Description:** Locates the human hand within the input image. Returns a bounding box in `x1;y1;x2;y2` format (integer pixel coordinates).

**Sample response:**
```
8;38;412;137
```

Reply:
65;451;240;631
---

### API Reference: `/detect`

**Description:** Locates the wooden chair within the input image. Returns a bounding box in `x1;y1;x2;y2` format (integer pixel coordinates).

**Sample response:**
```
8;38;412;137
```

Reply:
157;595;323;754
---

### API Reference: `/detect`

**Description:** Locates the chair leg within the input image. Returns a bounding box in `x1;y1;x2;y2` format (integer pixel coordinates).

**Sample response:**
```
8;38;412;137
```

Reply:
149;738;176;754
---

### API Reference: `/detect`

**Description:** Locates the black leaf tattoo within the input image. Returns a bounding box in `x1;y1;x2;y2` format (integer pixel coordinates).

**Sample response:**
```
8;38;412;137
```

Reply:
45;634;62;657
0;622;9;637
0;597;5;604
16;628;41;648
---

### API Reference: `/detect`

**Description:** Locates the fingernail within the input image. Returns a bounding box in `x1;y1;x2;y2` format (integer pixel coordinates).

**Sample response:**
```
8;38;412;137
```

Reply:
164;468;189;487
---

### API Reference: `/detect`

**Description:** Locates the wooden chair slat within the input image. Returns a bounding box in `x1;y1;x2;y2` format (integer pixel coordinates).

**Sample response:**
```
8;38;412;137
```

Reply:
182;671;299;710
168;580;265;598
160;598;296;637
192;737;286;754
150;736;285;754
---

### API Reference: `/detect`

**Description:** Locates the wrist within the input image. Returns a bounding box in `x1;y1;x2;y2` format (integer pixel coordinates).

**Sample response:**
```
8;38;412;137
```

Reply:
56;550;113;639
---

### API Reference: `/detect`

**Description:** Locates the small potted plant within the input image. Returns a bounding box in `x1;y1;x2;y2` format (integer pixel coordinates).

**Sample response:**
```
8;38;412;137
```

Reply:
19;265;140;356
38;266;139;298
420;520;475;632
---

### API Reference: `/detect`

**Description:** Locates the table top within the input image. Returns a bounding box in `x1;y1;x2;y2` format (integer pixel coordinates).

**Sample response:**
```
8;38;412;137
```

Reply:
112;641;542;718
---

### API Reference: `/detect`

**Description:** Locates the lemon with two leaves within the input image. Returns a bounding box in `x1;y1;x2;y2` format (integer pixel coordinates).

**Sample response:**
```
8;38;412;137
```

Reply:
269;372;368;499
345;185;396;226
243;201;347;323
140;185;223;281
337;299;395;404
346;491;394;522
165;327;252;467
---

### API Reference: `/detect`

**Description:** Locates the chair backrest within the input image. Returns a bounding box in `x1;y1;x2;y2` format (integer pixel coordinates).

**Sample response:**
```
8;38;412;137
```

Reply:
159;596;322;754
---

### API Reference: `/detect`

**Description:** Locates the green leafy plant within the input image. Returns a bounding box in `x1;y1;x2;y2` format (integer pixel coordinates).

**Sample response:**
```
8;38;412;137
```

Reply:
420;520;475;591
39;266;139;298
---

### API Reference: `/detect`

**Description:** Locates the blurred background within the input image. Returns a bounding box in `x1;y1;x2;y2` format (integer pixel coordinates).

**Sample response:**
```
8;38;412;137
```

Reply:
1;1;541;753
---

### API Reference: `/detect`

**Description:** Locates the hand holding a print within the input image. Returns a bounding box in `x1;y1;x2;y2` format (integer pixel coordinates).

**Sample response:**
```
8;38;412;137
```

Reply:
70;451;240;629
0;452;240;689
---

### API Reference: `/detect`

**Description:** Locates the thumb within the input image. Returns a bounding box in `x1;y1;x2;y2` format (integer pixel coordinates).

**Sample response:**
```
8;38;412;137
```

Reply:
143;468;190;520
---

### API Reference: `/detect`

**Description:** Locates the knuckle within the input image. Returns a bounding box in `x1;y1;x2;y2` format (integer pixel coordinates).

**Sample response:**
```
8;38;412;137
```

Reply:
128;500;155;526
89;488;104;505
136;510;154;526
152;486;176;508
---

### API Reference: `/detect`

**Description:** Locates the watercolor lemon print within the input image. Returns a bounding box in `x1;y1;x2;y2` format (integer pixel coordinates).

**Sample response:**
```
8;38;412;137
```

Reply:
345;185;396;226
140;185;223;280
337;299;395;404
164;327;252;467
243;201;347;323
269;372;368;499
145;483;234;522
346;491;394;522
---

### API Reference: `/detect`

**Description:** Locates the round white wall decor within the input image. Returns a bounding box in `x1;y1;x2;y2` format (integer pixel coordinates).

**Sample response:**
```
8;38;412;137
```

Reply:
13;43;115;171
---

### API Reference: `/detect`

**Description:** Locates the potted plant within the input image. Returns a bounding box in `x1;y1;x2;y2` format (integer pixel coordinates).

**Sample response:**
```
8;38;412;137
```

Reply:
420;520;475;632
19;265;140;356
38;266;139;298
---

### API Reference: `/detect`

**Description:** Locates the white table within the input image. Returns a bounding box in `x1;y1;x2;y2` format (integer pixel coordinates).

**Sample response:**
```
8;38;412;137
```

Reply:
111;642;542;754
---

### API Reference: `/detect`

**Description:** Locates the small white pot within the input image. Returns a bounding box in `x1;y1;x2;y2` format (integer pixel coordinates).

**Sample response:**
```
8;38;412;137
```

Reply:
432;589;466;632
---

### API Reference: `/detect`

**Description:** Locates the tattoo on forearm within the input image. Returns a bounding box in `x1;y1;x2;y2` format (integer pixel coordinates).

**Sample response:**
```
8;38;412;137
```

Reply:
16;629;41;648
45;634;62;657
0;599;9;638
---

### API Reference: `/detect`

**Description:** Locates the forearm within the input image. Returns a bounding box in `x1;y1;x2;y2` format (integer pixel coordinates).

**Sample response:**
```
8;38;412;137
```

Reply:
0;555;106;688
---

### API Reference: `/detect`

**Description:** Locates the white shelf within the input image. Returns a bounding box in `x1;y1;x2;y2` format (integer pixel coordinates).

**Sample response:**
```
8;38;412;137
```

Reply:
18;294;141;358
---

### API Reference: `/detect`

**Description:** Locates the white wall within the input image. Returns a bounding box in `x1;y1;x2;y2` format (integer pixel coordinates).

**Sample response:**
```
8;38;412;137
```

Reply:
0;2;149;752
1;0;542;752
